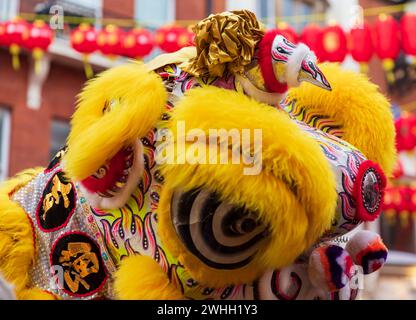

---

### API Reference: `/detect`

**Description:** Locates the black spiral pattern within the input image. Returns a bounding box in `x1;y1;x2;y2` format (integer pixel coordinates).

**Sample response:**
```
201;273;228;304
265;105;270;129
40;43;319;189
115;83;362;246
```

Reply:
171;188;268;270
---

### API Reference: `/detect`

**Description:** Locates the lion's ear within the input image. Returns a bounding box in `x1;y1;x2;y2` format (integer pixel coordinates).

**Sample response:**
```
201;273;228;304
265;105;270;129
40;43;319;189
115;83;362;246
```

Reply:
286;63;396;177
63;62;166;181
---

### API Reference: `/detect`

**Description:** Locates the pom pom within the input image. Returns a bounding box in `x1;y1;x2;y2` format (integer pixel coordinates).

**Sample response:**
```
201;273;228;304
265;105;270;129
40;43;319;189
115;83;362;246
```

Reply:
308;244;353;292
346;230;388;274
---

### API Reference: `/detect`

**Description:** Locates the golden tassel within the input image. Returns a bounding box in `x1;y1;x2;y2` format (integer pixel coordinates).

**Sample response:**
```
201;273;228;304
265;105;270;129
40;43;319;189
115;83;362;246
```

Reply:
82;54;93;79
9;44;20;70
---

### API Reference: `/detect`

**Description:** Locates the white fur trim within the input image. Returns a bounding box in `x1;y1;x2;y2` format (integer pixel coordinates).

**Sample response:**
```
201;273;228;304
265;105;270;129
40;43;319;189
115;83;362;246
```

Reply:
286;43;314;88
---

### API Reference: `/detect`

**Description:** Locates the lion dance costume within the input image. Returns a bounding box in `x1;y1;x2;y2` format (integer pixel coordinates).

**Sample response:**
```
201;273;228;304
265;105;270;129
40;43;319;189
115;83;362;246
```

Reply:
0;11;396;300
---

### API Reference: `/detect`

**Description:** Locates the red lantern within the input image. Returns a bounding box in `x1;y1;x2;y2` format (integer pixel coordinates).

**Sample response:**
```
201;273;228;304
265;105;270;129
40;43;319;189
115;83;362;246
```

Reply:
383;185;396;212
374;14;401;84
410;187;416;217
71;23;97;54
275;22;298;44
321;23;347;62
0;22;6;46
155;26;192;53
4;17;30;70
300;24;325;62
401;13;416;58
398;186;411;227
395;112;416;152
24;20;53;74
97;24;124;57
122;28;154;59
70;23;98;78
392;159;404;179
349;22;373;73
383;185;399;225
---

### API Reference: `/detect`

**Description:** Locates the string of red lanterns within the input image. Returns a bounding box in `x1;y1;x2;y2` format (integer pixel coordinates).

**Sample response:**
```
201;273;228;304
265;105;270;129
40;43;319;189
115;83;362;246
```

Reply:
1;13;416;76
383;185;416;227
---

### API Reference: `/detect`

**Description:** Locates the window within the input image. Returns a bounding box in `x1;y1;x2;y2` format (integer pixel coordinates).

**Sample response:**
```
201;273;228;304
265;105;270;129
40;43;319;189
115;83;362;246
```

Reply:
226;0;258;14
282;0;293;16
295;1;312;30
280;0;314;31
55;0;102;17
0;0;19;21
257;0;276;28
50;120;70;160
135;0;175;28
0;109;11;181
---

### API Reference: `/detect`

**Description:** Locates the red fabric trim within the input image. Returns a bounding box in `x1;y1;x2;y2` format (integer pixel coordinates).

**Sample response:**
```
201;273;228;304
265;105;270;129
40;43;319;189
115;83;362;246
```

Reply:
353;160;387;222
257;30;288;94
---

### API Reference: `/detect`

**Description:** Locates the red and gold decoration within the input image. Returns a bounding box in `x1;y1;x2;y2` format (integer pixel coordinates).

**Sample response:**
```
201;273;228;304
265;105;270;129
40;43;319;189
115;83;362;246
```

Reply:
299;24;325;62
0;11;411;84
374;14;401;84
383;110;416;228
321;22;348;63
349;22;373;73
395;111;416;152
383;185;416;227
97;24;124;57
0;22;7;47
155;25;194;53
70;23;98;78
122;28;154;59
24;20;53;74
400;13;416;63
3;17;30;70
275;22;298;44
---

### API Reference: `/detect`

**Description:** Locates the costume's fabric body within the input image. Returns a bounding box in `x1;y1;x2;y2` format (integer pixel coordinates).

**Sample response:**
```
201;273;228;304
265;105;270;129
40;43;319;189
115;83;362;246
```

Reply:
0;11;396;300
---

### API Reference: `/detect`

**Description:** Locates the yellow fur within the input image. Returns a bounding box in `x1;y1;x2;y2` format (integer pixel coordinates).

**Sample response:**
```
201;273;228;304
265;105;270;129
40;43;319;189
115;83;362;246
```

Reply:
114;255;184;300
64;62;167;181
158;86;337;287
287;63;396;176
0;168;42;298
0;193;35;293
17;288;59;300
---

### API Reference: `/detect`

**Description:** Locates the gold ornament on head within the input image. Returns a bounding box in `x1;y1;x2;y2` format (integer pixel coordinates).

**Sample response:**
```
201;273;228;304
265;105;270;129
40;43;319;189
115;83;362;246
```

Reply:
183;10;265;78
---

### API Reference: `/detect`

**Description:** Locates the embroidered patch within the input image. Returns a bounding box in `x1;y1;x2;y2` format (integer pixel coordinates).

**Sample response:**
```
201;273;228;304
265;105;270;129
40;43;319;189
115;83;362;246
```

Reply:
36;170;76;232
50;232;107;297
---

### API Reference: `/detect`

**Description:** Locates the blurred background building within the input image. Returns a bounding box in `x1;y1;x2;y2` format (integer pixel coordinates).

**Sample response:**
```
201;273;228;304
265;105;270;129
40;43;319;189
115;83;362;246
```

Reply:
1;0;416;299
